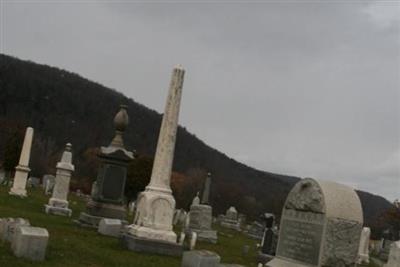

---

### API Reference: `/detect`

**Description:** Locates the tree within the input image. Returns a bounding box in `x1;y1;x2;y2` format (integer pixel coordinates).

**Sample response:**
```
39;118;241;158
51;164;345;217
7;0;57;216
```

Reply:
125;155;154;202
3;127;23;178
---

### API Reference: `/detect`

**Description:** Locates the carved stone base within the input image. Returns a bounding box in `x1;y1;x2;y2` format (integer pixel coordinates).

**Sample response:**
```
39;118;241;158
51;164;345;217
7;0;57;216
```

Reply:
9;188;27;198
127;225;177;243
132;187;176;243
45;205;72;217
121;233;183;257
85;199;126;220
9;165;30;198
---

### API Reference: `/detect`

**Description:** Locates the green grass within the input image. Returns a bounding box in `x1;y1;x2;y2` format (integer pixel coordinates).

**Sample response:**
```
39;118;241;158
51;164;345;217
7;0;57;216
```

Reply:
0;186;258;266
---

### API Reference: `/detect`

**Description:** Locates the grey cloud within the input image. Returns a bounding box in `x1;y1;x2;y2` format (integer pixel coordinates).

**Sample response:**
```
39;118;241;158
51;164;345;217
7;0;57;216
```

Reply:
2;1;399;200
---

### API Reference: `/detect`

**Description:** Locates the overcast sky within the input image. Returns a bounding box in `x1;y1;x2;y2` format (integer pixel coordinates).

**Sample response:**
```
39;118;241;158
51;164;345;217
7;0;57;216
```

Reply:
1;1;399;201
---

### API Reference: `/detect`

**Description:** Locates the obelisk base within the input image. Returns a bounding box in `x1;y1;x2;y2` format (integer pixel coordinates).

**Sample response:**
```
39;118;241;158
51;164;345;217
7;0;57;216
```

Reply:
128;187;176;242
123;188;181;256
9;165;30;197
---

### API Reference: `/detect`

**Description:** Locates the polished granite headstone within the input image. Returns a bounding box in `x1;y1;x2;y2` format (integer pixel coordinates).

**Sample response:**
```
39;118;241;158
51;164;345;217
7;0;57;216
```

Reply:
78;105;133;227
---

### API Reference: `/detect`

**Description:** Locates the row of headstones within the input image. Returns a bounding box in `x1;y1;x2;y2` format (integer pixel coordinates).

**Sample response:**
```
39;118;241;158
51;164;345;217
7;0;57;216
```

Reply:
0;218;49;261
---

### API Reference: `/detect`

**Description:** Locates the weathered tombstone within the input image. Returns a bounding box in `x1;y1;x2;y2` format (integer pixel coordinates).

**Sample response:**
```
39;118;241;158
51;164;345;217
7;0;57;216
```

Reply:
267;178;363;267
78;105;134;227
384;241;400;267
28;177;40;188
45;143;75;216
9;127;34;197
122;65;185;256
187;203;217;243
226;207;238;220
42;175;55;191
186;173;218;244
261;213;275;255
12;226;49;261
1;218;30;242
193;192;201;205
380;229;397;261
357;227;371;264
246;221;264;240
220;206;241;231
98;218;122;237
181;250;221;267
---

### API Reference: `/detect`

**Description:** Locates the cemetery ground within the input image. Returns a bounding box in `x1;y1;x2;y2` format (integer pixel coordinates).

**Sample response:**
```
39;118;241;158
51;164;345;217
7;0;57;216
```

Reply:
0;186;258;267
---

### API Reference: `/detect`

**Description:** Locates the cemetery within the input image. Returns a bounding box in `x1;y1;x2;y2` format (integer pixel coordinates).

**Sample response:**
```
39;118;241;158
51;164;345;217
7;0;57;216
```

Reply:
0;3;399;267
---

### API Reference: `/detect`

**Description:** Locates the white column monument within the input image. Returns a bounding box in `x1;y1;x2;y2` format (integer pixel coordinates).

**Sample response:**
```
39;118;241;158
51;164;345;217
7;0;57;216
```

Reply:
45;143;75;216
9;127;34;197
124;65;185;255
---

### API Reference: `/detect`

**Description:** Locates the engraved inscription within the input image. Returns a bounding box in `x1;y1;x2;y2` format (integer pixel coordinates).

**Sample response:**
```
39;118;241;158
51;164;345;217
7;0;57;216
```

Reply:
102;165;125;200
276;210;324;266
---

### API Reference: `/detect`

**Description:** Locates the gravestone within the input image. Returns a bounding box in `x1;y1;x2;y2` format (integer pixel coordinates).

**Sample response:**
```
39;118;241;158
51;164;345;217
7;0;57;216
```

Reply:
357;227;371;264
98;218;122;237
246;221;264;240
45;143;75;216
384;241;400;267
78;105;134;227
42;175;55;190
12;226;49;261
1;218;30;242
186;173;218;244
181;250;221;267
261;213;276;255
187;203;217;244
220;206;241;231
267;178;363;267
27;177;40;188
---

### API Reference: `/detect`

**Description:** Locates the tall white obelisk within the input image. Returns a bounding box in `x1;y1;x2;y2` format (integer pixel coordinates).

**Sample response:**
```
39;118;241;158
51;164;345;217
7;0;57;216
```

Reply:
9;127;34;197
128;65;185;243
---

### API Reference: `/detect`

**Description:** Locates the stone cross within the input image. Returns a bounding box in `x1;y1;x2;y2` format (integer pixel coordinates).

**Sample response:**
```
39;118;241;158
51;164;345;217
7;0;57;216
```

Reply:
201;172;212;205
9;127;34;197
45;143;75;216
128;65;185;244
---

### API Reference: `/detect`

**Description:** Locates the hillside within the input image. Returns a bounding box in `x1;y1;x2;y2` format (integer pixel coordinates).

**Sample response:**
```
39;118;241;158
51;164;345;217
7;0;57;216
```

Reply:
0;54;393;225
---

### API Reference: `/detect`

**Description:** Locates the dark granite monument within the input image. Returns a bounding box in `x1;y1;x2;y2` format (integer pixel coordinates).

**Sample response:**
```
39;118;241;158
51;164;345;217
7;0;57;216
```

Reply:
78;105;134;227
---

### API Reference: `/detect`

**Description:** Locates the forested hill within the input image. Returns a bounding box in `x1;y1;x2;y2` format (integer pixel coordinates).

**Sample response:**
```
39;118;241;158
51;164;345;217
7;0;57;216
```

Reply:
0;54;393;225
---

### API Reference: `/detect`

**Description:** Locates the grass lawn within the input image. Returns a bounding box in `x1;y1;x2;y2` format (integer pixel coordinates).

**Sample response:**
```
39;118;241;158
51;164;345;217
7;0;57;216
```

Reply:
0;186;258;267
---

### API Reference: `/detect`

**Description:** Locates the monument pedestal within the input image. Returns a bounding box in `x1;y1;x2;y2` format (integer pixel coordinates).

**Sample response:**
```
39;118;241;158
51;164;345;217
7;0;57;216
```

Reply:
9;165;30;197
121;234;183;257
45;198;72;217
78;200;127;228
127;188;177;243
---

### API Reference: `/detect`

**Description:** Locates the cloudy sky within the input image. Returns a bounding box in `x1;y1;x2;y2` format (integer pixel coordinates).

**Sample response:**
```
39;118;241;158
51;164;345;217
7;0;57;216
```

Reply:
1;1;399;201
